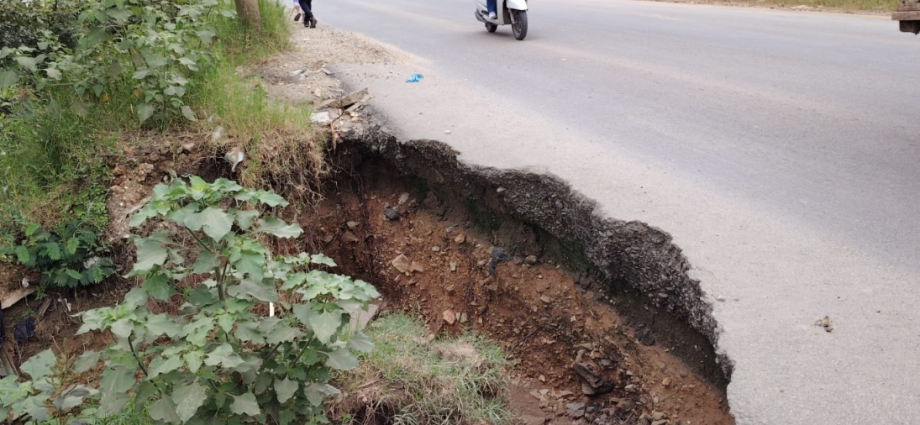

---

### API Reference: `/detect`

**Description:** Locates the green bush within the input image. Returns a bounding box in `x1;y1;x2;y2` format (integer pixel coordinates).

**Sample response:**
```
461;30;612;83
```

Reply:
0;0;85;62
0;178;379;424
0;219;114;289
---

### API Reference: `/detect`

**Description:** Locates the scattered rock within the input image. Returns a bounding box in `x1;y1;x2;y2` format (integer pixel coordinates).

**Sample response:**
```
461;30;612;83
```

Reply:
638;414;652;425
450;262;457;272
566;402;586;419
651;420;669;425
398;192;410;205
460;312;468;323
634;326;656;346
432;246;441;252
454;234;466;244
525;255;538;265
1;286;37;309
616;398;636;413
342;230;359;243
540;296;552;304
815;315;833;333
574;361;614;396
409;261;425;273
383;206;400;221
346;221;360;229
290;68;305;76
391;255;411;273
446;225;458;233
662;378;671;388
443;310;456;325
679;371;689;378
652;411;667;420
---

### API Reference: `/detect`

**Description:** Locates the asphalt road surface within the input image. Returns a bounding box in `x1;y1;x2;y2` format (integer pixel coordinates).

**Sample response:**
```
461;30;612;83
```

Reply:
307;0;920;423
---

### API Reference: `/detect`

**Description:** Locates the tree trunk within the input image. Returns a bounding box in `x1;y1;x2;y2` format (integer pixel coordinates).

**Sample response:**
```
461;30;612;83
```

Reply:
234;0;262;29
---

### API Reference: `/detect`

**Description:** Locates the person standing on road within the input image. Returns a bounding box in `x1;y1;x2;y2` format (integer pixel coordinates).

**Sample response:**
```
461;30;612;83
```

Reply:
297;0;317;28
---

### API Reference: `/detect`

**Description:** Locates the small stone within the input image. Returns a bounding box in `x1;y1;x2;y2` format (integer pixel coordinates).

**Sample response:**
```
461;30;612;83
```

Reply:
442;310;456;325
460;312;468;323
290;68;306;76
662;378;671;387
638;415;652;425
525;255;538;265
432;246;441;252
540;296;551;303
715;295;726;302
445;130;452;135
450;262;457;272
446;225;458;233
659;362;666;370
679;371;689;378
539;374;546;382
310;111;333;125
581;382;595;395
454;234;466;244
409;261;425;273
814;315;833;333
398;192;410;205
651;420;669;425
383;206;400;221
652;411;667;420
391;255;411;273
347;221;360;229
496;187;506;194
566;403;586;419
616;399;636;412
342;231;360;243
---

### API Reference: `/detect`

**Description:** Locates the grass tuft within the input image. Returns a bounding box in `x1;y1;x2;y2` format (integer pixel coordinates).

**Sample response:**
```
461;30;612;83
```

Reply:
335;314;513;425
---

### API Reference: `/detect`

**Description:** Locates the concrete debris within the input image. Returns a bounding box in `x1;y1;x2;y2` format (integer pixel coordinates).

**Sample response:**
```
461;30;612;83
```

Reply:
815;316;833;333
1;286;36;309
211;125;224;142
409;261;425;273
525;255;539;265
318;87;369;110
398;192;410;205
310;111;334;125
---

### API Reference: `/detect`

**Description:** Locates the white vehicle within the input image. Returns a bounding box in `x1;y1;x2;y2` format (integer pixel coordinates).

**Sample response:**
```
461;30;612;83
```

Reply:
475;0;528;40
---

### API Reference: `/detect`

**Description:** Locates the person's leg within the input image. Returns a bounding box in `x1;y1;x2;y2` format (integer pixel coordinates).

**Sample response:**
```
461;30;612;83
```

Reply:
293;2;302;21
298;0;312;27
487;0;497;18
306;0;316;28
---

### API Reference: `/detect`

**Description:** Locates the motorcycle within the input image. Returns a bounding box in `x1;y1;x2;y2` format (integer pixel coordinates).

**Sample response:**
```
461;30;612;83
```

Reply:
474;0;528;41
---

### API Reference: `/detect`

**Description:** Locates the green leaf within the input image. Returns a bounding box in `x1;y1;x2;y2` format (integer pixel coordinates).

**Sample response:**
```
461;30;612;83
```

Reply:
348;331;374;353
110;317;133;339
0;71;18;88
192;250;220;273
14;56;38;72
184;350;203;374
292;303;312;327
325;348;359;371
188;284;217;307
182;316;215;346
13;246;30;264
148;313;183;338
187;207;232;241
253;217;303;238
99;367;136;402
137;102;155;123
196;30;216;44
149;397;181;424
204;343;244;369
235;321;264;344
124;287;149;308
230;392;260;416
227;280;277;303
45;67;61;80
256;191;287;207
275;377;298;403
266;324;304;345
311;254;337;267
172;381;208;422
235;210;260;230
20;350;55;380
310;310;342;344
304;383;341;406
73;350;101;373
181;105;198;122
143;273;174;301
133;233;168;272
149;354;185;379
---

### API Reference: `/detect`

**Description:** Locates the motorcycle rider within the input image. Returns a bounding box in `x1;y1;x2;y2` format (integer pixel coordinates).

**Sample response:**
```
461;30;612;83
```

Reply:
487;0;497;19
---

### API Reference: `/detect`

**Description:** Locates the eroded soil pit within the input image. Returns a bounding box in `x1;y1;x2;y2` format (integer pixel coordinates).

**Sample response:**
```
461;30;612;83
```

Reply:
281;137;735;425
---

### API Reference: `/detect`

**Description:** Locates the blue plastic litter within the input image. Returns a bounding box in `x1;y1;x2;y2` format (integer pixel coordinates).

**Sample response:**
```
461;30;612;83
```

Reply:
405;73;424;83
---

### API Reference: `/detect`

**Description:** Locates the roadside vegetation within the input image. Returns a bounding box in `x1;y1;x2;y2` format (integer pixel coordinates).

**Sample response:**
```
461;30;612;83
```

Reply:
0;1;515;424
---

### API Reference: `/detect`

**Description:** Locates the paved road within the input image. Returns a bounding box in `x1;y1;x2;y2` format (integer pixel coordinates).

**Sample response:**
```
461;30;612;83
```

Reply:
310;0;920;423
